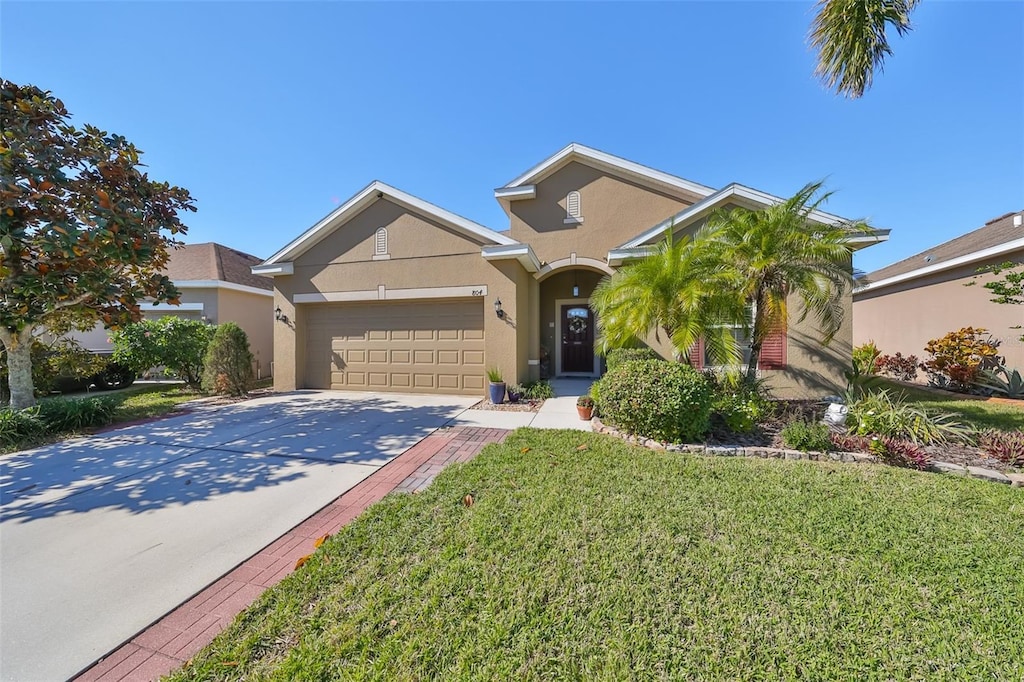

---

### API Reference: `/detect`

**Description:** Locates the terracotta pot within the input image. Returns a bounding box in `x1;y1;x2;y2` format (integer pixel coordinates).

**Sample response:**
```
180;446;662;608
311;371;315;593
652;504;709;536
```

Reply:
577;405;593;421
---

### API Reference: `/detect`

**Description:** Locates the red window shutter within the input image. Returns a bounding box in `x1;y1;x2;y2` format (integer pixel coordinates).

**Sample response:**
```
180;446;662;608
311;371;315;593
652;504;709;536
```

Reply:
687;338;705;370
758;329;787;370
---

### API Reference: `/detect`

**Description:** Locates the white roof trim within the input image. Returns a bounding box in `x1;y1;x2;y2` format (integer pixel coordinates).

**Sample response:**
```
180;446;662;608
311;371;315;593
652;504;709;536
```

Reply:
481;243;541;273
855;237;1024;294
619;183;888;250
261;181;515;266
174;280;273;297
142;302;204;312
607;247;656;266
499;143;715;199
251;262;294;277
494;186;536;201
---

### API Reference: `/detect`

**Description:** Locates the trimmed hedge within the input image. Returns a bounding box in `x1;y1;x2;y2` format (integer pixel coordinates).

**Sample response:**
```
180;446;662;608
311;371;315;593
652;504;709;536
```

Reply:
605;347;661;372
594;359;713;443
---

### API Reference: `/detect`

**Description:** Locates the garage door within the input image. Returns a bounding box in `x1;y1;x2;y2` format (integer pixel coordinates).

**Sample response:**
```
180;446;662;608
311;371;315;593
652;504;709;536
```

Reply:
305;299;485;395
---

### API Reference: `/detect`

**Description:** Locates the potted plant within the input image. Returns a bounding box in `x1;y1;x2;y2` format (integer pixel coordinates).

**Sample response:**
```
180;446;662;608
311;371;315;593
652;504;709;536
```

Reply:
577;395;595;420
487;367;506;404
507;383;524;403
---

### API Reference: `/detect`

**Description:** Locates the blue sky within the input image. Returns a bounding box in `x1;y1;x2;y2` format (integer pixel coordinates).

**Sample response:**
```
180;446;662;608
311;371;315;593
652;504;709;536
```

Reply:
3;1;1022;273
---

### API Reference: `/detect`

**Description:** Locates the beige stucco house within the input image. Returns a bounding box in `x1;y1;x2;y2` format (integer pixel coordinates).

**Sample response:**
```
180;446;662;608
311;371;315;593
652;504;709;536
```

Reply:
854;210;1024;372
72;243;275;378
255;144;888;398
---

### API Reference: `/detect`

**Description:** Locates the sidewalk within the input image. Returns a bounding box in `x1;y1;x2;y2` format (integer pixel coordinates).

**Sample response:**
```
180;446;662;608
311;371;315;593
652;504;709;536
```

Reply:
74;426;508;682
448;377;595;431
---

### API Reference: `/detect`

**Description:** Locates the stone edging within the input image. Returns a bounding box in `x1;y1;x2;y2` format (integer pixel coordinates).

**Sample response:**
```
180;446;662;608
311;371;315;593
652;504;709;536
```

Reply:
590;418;1023;488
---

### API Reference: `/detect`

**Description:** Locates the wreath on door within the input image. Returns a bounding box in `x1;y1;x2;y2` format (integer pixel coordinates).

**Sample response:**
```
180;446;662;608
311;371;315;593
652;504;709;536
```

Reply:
568;317;587;334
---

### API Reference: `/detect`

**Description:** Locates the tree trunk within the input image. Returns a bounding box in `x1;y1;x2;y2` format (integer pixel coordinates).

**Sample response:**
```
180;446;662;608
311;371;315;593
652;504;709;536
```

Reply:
745;291;765;384
1;327;37;410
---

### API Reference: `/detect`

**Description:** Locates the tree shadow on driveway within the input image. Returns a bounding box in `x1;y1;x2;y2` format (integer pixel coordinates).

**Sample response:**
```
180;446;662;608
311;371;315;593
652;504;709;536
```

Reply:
0;392;472;524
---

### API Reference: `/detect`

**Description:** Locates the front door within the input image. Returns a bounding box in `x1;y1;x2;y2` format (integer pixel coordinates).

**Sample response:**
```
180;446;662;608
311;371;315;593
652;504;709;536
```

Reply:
561;305;595;373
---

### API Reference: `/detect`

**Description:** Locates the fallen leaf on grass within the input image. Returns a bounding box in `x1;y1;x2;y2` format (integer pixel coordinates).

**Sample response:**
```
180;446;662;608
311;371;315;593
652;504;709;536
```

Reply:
295;554;311;570
520;447;531;453
463;494;475;507
314;534;330;548
576;444;588;451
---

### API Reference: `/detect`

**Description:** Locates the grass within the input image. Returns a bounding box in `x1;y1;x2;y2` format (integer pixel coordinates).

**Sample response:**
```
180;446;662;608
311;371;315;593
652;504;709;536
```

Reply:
877;379;1024;431
106;383;204;424
170;429;1024;681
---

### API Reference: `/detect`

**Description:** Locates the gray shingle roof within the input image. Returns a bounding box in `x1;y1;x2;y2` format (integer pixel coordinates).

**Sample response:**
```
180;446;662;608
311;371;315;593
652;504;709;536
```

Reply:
865;211;1023;283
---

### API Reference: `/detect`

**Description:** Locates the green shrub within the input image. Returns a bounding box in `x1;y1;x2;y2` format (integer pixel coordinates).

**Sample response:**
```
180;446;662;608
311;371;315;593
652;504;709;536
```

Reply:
852;341;881;375
202;323;254;396
706;370;773;434
0;407;46;448
848;389;974;444
112;317;216;387
594;359;713;443
605;347;661;372
520;380;554;400
781;420;832;452
37;396;118;432
0;339;101;399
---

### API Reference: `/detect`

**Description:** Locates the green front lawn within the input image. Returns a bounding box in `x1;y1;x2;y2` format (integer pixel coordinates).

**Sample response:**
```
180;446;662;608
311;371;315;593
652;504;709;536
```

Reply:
171;429;1024;681
105;383;203;424
877;379;1024;431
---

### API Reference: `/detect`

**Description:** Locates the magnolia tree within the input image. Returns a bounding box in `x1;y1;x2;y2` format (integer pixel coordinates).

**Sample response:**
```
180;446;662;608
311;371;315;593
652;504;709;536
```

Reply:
0;80;194;408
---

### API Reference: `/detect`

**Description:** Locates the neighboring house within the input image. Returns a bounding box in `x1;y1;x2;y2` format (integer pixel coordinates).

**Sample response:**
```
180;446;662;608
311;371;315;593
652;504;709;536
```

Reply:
72;243;275;378
854;210;1024;372
255;143;888;398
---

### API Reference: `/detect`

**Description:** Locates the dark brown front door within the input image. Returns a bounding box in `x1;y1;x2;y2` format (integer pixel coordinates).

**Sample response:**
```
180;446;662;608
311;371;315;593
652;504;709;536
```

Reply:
561;305;594;373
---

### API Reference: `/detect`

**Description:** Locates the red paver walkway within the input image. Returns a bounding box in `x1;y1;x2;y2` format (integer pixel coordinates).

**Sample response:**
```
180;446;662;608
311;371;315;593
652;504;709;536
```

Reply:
74;425;507;682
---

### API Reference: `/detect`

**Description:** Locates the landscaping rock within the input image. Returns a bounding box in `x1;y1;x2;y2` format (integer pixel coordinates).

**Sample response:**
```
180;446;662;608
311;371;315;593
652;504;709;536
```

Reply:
967;467;1011;485
931;461;967;476
1005;473;1024;488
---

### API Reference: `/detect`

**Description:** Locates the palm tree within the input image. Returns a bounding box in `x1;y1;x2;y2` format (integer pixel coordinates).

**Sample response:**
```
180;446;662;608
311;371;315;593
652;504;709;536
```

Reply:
592;233;746;366
810;0;921;98
702;181;868;382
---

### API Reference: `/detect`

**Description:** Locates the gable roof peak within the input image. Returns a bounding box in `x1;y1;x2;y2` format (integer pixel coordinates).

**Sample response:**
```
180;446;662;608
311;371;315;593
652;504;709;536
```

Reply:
260;180;515;266
497;142;716;200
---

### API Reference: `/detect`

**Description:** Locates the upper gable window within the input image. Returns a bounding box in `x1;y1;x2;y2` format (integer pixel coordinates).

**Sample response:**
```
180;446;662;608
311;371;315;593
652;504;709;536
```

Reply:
373;227;390;260
564;191;584;225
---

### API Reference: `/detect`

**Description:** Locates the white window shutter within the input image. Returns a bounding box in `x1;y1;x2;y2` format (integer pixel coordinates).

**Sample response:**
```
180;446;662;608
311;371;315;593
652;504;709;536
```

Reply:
566;191;581;219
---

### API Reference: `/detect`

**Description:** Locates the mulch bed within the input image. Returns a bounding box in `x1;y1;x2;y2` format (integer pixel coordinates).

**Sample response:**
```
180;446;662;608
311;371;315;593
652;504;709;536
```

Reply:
705;399;1018;474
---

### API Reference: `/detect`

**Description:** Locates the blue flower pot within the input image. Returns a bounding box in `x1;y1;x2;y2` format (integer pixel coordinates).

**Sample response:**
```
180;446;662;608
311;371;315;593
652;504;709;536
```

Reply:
488;382;506;404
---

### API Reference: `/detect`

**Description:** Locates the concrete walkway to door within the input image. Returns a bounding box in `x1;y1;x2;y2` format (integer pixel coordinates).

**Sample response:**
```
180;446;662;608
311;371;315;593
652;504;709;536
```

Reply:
447;377;595;431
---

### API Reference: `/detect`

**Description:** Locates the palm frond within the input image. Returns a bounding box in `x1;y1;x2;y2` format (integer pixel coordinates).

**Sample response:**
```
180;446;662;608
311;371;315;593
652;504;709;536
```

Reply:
810;0;920;98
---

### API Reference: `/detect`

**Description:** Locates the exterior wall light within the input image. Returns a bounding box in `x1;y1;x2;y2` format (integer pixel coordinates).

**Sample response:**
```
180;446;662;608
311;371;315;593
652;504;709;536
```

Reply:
275;306;288;323
494;298;504;319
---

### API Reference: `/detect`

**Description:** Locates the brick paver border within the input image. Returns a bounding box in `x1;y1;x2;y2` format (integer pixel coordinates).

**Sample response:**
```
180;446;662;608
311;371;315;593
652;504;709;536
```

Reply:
74;425;508;682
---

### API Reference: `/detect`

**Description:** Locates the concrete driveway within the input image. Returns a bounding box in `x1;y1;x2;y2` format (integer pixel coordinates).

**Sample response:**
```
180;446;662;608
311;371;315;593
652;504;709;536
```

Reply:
0;391;476;682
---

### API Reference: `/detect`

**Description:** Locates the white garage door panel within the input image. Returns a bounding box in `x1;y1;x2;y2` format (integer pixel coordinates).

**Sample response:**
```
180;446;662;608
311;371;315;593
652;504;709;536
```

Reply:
305;300;485;395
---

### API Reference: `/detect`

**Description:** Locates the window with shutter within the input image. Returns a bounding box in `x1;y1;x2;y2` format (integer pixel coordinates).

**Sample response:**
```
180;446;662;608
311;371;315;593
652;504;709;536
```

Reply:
757;327;787;370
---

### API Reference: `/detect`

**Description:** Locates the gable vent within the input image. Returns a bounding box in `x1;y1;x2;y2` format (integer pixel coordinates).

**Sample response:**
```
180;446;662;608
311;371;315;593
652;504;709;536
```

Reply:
375;227;388;255
566;191;581;220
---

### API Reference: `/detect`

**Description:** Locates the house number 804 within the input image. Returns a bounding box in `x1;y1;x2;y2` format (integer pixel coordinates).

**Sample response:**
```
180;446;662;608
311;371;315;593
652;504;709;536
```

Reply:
471;289;484;296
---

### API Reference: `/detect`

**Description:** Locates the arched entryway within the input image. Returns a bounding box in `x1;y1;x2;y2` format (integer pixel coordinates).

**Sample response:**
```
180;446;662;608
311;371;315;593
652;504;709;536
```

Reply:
536;265;610;378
